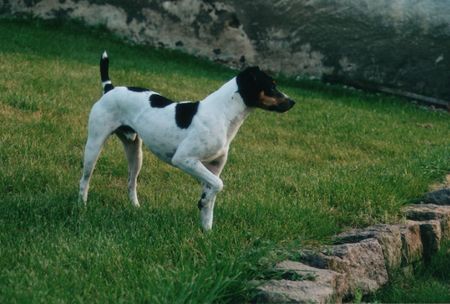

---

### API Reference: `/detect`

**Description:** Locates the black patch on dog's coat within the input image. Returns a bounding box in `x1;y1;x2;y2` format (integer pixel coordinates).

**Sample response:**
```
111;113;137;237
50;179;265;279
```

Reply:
104;83;114;93
100;52;114;94
175;102;199;129
236;66;295;112
197;193;207;210
100;54;110;82
236;66;266;108
150;94;174;108
127;87;149;92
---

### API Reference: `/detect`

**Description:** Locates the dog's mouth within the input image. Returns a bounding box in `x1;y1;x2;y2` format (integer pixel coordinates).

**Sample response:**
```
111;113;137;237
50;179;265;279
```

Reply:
266;99;296;113
258;91;296;113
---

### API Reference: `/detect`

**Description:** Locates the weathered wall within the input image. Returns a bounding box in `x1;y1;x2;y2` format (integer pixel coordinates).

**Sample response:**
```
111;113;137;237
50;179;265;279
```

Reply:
2;0;449;103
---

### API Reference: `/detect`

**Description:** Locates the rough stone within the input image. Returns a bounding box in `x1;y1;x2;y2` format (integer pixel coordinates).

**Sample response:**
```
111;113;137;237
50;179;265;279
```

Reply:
422;188;450;205
299;238;388;296
334;224;402;272
399;221;423;266
2;0;256;69
417;220;442;262
2;0;450;104
255;261;348;303
275;261;347;300
255;279;336;304
257;202;450;303
404;204;450;237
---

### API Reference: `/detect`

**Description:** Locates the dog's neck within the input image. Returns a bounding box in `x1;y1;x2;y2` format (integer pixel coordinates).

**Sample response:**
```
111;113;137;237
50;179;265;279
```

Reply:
201;77;252;141
202;77;251;120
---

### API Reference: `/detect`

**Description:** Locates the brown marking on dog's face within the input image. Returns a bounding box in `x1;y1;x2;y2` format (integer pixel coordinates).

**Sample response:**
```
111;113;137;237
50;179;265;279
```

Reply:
259;91;294;112
259;91;278;107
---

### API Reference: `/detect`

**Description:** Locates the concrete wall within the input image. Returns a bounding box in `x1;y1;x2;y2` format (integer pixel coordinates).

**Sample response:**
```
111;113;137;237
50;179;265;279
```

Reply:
2;0;449;104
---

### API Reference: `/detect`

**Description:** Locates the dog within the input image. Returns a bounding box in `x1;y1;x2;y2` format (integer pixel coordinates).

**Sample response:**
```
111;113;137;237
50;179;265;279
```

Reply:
79;51;295;230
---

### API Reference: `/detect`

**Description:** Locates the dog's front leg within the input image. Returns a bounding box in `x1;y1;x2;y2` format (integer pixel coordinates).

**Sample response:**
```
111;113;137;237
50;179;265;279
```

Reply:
197;154;228;229
198;184;217;231
172;153;224;231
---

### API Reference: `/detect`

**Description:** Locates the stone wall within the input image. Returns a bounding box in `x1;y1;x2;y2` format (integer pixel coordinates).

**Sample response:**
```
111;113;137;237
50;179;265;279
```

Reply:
2;0;449;105
256;188;450;303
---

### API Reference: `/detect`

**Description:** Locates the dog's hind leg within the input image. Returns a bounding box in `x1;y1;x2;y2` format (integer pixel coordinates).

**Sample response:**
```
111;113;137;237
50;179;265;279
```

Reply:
79;107;119;204
79;133;109;204
116;131;143;207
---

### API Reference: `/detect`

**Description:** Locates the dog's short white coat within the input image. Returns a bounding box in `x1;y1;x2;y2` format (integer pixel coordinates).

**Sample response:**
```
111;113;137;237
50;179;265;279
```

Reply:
80;76;250;230
80;52;295;230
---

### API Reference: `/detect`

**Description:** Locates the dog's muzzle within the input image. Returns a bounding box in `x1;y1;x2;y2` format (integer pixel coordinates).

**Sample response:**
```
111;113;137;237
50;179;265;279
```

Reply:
271;99;296;113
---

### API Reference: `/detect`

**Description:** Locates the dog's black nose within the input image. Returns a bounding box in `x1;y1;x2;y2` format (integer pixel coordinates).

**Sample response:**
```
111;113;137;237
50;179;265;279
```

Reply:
281;99;295;112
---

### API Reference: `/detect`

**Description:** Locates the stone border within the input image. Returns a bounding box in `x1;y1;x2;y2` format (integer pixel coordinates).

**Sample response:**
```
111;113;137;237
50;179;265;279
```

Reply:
254;188;450;303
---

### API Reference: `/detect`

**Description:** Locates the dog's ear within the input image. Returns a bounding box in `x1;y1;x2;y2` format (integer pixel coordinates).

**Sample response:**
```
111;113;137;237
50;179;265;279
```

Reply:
236;66;262;107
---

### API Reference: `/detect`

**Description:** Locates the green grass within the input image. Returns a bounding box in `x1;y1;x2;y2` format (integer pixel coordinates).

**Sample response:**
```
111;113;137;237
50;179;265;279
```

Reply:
369;241;450;303
0;18;449;303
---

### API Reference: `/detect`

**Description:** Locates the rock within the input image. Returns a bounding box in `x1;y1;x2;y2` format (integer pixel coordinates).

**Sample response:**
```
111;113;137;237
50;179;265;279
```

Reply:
276;261;347;300
299;239;388;297
334;224;402;272
255;261;348;303
422;188;450;205
399;221;423;266
404;204;450;236
417;220;442;262
257;203;450;303
255;279;336;304
2;0;450;103
2;0;256;69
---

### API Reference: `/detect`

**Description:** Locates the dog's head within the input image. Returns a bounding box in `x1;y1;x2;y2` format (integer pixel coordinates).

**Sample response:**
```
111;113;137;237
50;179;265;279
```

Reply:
236;67;295;113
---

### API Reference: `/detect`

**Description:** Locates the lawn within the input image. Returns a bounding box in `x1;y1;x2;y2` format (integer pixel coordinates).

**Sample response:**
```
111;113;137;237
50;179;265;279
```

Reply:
0;19;449;303
369;241;450;303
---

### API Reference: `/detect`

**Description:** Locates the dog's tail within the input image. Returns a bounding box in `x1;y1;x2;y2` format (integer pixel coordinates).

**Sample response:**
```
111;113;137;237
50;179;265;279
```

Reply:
100;51;114;94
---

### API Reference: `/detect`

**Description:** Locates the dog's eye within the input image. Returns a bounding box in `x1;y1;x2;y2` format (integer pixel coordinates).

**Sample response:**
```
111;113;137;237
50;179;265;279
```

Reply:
265;87;275;96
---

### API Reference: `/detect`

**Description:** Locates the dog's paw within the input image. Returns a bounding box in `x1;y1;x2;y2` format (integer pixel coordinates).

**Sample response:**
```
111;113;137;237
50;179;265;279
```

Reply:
77;194;87;206
200;206;214;231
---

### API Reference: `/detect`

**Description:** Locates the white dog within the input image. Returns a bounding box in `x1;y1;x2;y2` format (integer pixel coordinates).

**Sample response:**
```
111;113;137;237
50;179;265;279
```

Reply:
79;51;295;230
